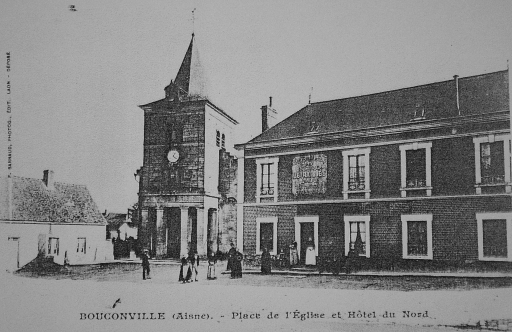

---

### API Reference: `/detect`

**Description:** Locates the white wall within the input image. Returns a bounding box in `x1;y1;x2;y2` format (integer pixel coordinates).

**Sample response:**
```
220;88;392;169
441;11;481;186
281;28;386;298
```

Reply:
0;221;113;272
110;223;138;240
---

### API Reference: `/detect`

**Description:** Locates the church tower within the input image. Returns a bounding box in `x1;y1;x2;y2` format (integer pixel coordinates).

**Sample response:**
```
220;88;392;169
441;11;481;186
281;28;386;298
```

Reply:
138;34;238;259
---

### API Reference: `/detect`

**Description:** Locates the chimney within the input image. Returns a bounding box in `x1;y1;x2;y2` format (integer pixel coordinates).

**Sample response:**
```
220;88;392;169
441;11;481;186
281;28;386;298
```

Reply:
43;170;54;190
261;96;278;132
454;75;460;115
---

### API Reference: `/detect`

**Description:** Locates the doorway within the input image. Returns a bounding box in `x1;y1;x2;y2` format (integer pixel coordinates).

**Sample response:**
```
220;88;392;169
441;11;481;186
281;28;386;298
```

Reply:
165;208;181;258
300;223;314;264
7;237;20;271
189;207;197;255
294;216;319;265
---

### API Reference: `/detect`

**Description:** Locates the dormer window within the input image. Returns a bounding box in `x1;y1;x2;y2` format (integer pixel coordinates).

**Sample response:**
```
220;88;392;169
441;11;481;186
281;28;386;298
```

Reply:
411;106;426;121
306;121;320;134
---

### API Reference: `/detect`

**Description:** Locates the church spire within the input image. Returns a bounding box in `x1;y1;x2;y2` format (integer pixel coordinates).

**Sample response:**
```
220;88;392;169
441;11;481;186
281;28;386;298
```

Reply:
165;34;208;101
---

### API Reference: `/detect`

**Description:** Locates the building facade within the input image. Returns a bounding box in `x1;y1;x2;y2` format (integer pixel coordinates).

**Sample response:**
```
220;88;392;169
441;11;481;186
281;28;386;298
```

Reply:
138;34;238;259
236;70;512;269
0;170;113;271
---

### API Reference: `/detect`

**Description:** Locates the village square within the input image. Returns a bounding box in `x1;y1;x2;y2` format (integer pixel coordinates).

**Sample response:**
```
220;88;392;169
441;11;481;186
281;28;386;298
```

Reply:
2;1;512;331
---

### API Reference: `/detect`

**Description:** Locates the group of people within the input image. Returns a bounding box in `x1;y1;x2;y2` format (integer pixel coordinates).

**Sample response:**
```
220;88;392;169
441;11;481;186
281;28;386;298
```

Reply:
179;252;200;283
140;249;220;282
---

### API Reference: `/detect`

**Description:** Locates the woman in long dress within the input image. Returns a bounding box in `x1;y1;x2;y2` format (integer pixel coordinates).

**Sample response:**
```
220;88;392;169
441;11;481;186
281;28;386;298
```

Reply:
305;237;316;266
179;257;191;283
261;247;272;274
231;249;243;279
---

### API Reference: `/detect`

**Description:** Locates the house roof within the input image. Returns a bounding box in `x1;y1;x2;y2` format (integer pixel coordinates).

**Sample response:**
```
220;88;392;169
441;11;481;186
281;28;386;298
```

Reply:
244;70;509;146
0;175;106;224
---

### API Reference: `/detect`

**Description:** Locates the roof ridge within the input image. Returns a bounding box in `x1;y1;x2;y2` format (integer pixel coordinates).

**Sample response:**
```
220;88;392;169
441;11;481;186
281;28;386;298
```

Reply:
312;69;508;106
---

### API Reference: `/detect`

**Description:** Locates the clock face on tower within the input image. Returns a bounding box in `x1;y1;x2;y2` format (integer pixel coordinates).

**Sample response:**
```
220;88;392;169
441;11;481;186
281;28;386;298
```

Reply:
167;149;180;163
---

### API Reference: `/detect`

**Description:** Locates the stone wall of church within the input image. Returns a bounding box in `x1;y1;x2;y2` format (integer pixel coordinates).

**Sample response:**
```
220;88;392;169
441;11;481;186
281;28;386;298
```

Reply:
218;149;238;253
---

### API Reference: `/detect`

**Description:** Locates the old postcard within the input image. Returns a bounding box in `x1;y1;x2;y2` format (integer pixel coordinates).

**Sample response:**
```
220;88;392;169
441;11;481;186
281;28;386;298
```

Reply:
1;1;512;331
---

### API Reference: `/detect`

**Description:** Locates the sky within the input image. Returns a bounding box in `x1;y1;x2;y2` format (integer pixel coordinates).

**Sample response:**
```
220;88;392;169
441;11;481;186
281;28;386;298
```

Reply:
1;0;511;213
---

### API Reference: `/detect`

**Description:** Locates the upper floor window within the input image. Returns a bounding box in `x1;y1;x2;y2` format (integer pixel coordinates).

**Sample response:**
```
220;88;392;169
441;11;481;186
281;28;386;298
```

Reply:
400;142;432;197
342;148;371;199
169;125;183;143
216;130;220;147
256;157;279;202
476;212;512;262
473;134;511;194
221;133;225;149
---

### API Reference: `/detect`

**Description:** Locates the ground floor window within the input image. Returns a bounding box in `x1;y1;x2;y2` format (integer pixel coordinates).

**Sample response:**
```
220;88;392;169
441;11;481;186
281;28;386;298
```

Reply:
77;237;86;254
344;215;370;257
401;214;432;259
476;212;512;261
48;237;59;256
256;217;278;255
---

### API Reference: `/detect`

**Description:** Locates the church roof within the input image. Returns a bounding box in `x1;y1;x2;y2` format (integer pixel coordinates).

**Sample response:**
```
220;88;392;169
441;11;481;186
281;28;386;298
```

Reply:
167;34;209;99
139;34;238;124
244;70;509;146
0;175;106;224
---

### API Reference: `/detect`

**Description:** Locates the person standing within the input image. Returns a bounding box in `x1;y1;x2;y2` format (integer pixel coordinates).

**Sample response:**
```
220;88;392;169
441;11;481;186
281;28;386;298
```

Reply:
289;242;299;268
179;256;191;283
207;253;217;280
191;252;199;282
227;243;236;271
231;248;243;279
305;237;316;266
141;249;151;280
261;247;272;274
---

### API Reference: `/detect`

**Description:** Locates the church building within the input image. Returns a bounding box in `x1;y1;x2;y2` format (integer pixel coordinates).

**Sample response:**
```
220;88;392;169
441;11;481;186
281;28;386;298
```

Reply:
137;34;238;259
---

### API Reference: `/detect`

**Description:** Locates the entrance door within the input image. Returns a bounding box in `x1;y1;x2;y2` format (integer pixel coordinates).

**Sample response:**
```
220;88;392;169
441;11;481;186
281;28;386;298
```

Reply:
300;223;314;264
7;237;20;271
294;216;319;265
166;208;181;258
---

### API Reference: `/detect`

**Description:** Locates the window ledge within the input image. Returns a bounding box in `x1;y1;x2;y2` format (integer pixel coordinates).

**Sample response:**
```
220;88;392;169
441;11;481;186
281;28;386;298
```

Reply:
342;190;371;194
401;186;432;191
475;183;509;188
402;256;432;260
479;257;511;262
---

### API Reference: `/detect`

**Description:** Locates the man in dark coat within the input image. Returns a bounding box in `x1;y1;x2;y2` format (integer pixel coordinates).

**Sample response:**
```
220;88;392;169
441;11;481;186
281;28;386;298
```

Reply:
227;243;236;271
141;249;150;280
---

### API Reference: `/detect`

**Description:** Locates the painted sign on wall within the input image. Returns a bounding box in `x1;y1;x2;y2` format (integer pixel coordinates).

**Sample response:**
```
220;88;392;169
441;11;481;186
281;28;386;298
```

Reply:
292;154;327;195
